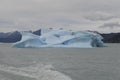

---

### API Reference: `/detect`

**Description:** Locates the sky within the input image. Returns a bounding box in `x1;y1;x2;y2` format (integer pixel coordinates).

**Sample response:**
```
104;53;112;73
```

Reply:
0;0;120;33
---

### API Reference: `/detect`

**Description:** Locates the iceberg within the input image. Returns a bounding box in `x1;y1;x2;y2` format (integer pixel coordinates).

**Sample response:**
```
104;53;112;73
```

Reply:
13;32;46;48
13;29;105;48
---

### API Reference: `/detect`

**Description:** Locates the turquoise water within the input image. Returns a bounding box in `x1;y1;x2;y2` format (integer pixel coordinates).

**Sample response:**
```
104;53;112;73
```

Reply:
0;43;120;80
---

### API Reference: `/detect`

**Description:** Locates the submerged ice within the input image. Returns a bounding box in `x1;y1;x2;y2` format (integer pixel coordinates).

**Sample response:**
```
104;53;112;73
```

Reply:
13;29;105;48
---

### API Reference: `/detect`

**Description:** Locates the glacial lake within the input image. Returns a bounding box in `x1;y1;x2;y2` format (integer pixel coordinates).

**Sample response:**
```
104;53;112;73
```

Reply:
0;43;120;80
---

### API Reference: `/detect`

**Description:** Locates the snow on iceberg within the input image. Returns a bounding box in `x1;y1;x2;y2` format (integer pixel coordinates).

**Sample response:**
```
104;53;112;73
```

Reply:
13;29;105;48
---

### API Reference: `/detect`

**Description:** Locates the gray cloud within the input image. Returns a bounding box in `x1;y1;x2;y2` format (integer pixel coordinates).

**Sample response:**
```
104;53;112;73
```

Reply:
99;22;120;28
55;19;81;25
0;20;13;25
84;12;116;21
0;0;120;32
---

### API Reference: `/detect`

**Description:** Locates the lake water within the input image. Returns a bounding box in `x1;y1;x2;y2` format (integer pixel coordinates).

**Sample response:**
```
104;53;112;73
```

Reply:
0;43;120;80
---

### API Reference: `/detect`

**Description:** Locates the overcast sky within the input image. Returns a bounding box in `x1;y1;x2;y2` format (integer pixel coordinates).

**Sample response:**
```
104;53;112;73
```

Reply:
0;0;120;33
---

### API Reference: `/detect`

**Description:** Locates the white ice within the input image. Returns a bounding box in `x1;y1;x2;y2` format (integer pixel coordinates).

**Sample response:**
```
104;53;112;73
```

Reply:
13;29;105;48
